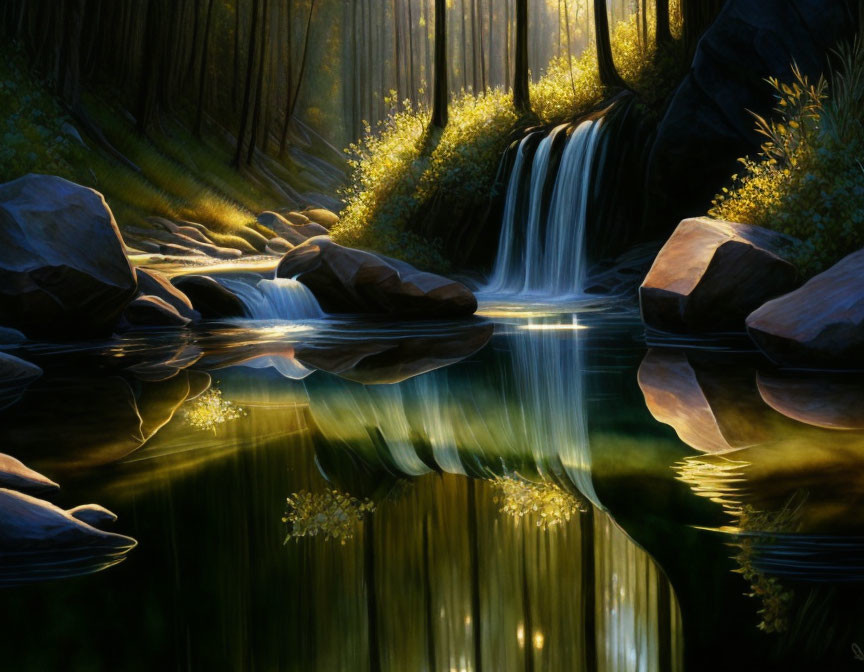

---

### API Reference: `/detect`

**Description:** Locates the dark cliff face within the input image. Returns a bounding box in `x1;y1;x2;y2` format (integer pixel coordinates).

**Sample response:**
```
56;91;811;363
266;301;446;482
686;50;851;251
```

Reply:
646;0;858;232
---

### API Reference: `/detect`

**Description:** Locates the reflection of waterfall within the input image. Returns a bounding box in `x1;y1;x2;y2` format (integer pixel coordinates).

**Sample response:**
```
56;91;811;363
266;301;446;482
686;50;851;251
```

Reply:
486;119;604;297
307;317;600;508
222;277;324;320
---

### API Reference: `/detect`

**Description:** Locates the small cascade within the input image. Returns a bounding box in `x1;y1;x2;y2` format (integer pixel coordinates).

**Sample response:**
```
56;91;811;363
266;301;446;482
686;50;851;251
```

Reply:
485;118;604;297
221;277;325;320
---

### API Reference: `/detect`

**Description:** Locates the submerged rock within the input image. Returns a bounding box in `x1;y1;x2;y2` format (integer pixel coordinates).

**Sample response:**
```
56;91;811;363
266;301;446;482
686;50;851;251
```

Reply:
116;295;192;331
276;237;477;318
67;504;118;529
757;371;864;430
295;320;494;384
171;275;247;319
0;174;138;337
0;453;58;494
0;489;135;586
0;351;42;410
640;218;799;333
747;249;864;368
637;349;775;453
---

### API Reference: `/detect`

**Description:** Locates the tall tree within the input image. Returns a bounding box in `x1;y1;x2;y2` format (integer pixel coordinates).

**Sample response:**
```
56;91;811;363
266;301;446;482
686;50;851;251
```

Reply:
655;0;671;47
513;0;530;115
232;0;260;168
430;0;448;128
593;0;626;89
247;0;269;163
194;0;215;137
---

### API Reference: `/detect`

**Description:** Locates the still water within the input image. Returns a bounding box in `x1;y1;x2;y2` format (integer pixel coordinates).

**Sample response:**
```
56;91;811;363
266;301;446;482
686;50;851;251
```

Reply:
2;298;864;671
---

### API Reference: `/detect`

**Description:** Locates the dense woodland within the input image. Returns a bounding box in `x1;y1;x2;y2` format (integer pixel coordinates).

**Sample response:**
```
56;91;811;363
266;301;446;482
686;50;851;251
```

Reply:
1;0;721;160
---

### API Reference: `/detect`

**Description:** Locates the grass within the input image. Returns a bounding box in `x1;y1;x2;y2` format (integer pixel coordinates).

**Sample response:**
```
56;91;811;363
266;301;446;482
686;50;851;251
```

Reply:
710;41;864;276
0;42;306;253
332;6;685;267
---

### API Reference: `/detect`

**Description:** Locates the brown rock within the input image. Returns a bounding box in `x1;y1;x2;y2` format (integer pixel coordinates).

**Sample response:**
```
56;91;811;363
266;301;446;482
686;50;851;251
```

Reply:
117;295;191;330
757;371;864;430
275;237;477;318
0;453;58;494
265;237;294;256
135;268;199;321
746;248;864;368
639;217;799;333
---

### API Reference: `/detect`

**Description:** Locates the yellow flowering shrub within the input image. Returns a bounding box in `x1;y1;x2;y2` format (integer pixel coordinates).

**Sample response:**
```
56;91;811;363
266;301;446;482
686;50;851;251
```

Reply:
334;6;685;267
492;475;585;530
711;43;864;275
184;387;245;433
283;489;375;544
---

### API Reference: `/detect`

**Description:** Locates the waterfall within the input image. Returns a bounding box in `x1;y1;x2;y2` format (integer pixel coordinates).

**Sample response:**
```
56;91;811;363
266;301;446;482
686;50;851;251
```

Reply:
485;118;604;297
220;277;324;321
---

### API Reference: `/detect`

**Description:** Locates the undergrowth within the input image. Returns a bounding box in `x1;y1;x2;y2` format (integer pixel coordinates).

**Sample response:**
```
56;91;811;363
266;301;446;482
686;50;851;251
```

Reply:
333;6;685;267
710;41;864;276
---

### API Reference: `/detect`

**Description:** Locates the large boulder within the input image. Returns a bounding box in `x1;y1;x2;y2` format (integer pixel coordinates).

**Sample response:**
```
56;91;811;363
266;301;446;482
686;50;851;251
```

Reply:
646;0;856;227
640;218;799;333
276;237;477;318
135;268;199;321
746;248;864;368
171;275;247;319
0;453;58;494
0;174;138;337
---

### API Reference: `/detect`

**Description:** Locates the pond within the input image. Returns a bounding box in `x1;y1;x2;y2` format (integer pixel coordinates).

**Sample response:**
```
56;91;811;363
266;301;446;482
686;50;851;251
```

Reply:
2;296;863;671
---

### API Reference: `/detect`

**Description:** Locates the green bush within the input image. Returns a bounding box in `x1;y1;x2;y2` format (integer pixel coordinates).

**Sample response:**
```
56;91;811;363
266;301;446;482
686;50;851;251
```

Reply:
710;42;864;276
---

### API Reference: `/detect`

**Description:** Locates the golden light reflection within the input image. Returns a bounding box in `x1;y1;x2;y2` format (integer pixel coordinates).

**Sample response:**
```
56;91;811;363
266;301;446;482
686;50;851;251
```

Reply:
183;387;245;433
517;323;588;331
533;631;545;650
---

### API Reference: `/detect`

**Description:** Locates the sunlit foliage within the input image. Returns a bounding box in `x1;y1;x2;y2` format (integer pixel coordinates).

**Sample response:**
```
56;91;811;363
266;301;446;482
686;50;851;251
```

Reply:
710;42;864;275
334;6;685;267
184;388;245;433
492;475;585;530
283;489;375;544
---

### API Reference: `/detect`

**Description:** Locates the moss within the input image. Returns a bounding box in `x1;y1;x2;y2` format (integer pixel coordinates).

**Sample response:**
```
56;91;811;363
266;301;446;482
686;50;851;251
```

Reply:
710;43;864;276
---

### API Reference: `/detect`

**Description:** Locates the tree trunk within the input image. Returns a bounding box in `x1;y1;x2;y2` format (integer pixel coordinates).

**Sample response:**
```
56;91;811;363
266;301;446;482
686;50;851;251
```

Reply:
430;0;448;128
513;0;530;115
593;0;626;89
194;0;215;138
655;0;671;47
247;0;270;164
682;0;724;57
232;0;260;168
461;0;469;90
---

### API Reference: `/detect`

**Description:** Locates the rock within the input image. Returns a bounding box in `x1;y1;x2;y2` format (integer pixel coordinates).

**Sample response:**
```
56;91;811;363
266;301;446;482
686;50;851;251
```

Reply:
0;174;138;337
67;504;117;528
265;237;293;256
757;371;864;430
276;237;477;318
639;218;799;333
159;242;199;257
116;295;191;331
0;351;42;410
135;268;199;321
646;0;855;226
0;326;26;345
295;320;494;384
637;349;776;453
0;488;135;586
257;211;328;245
229;225;269;253
746;249;864;367
283;211;311;226
0;453;58;494
171;275;247;319
302;207;339;229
